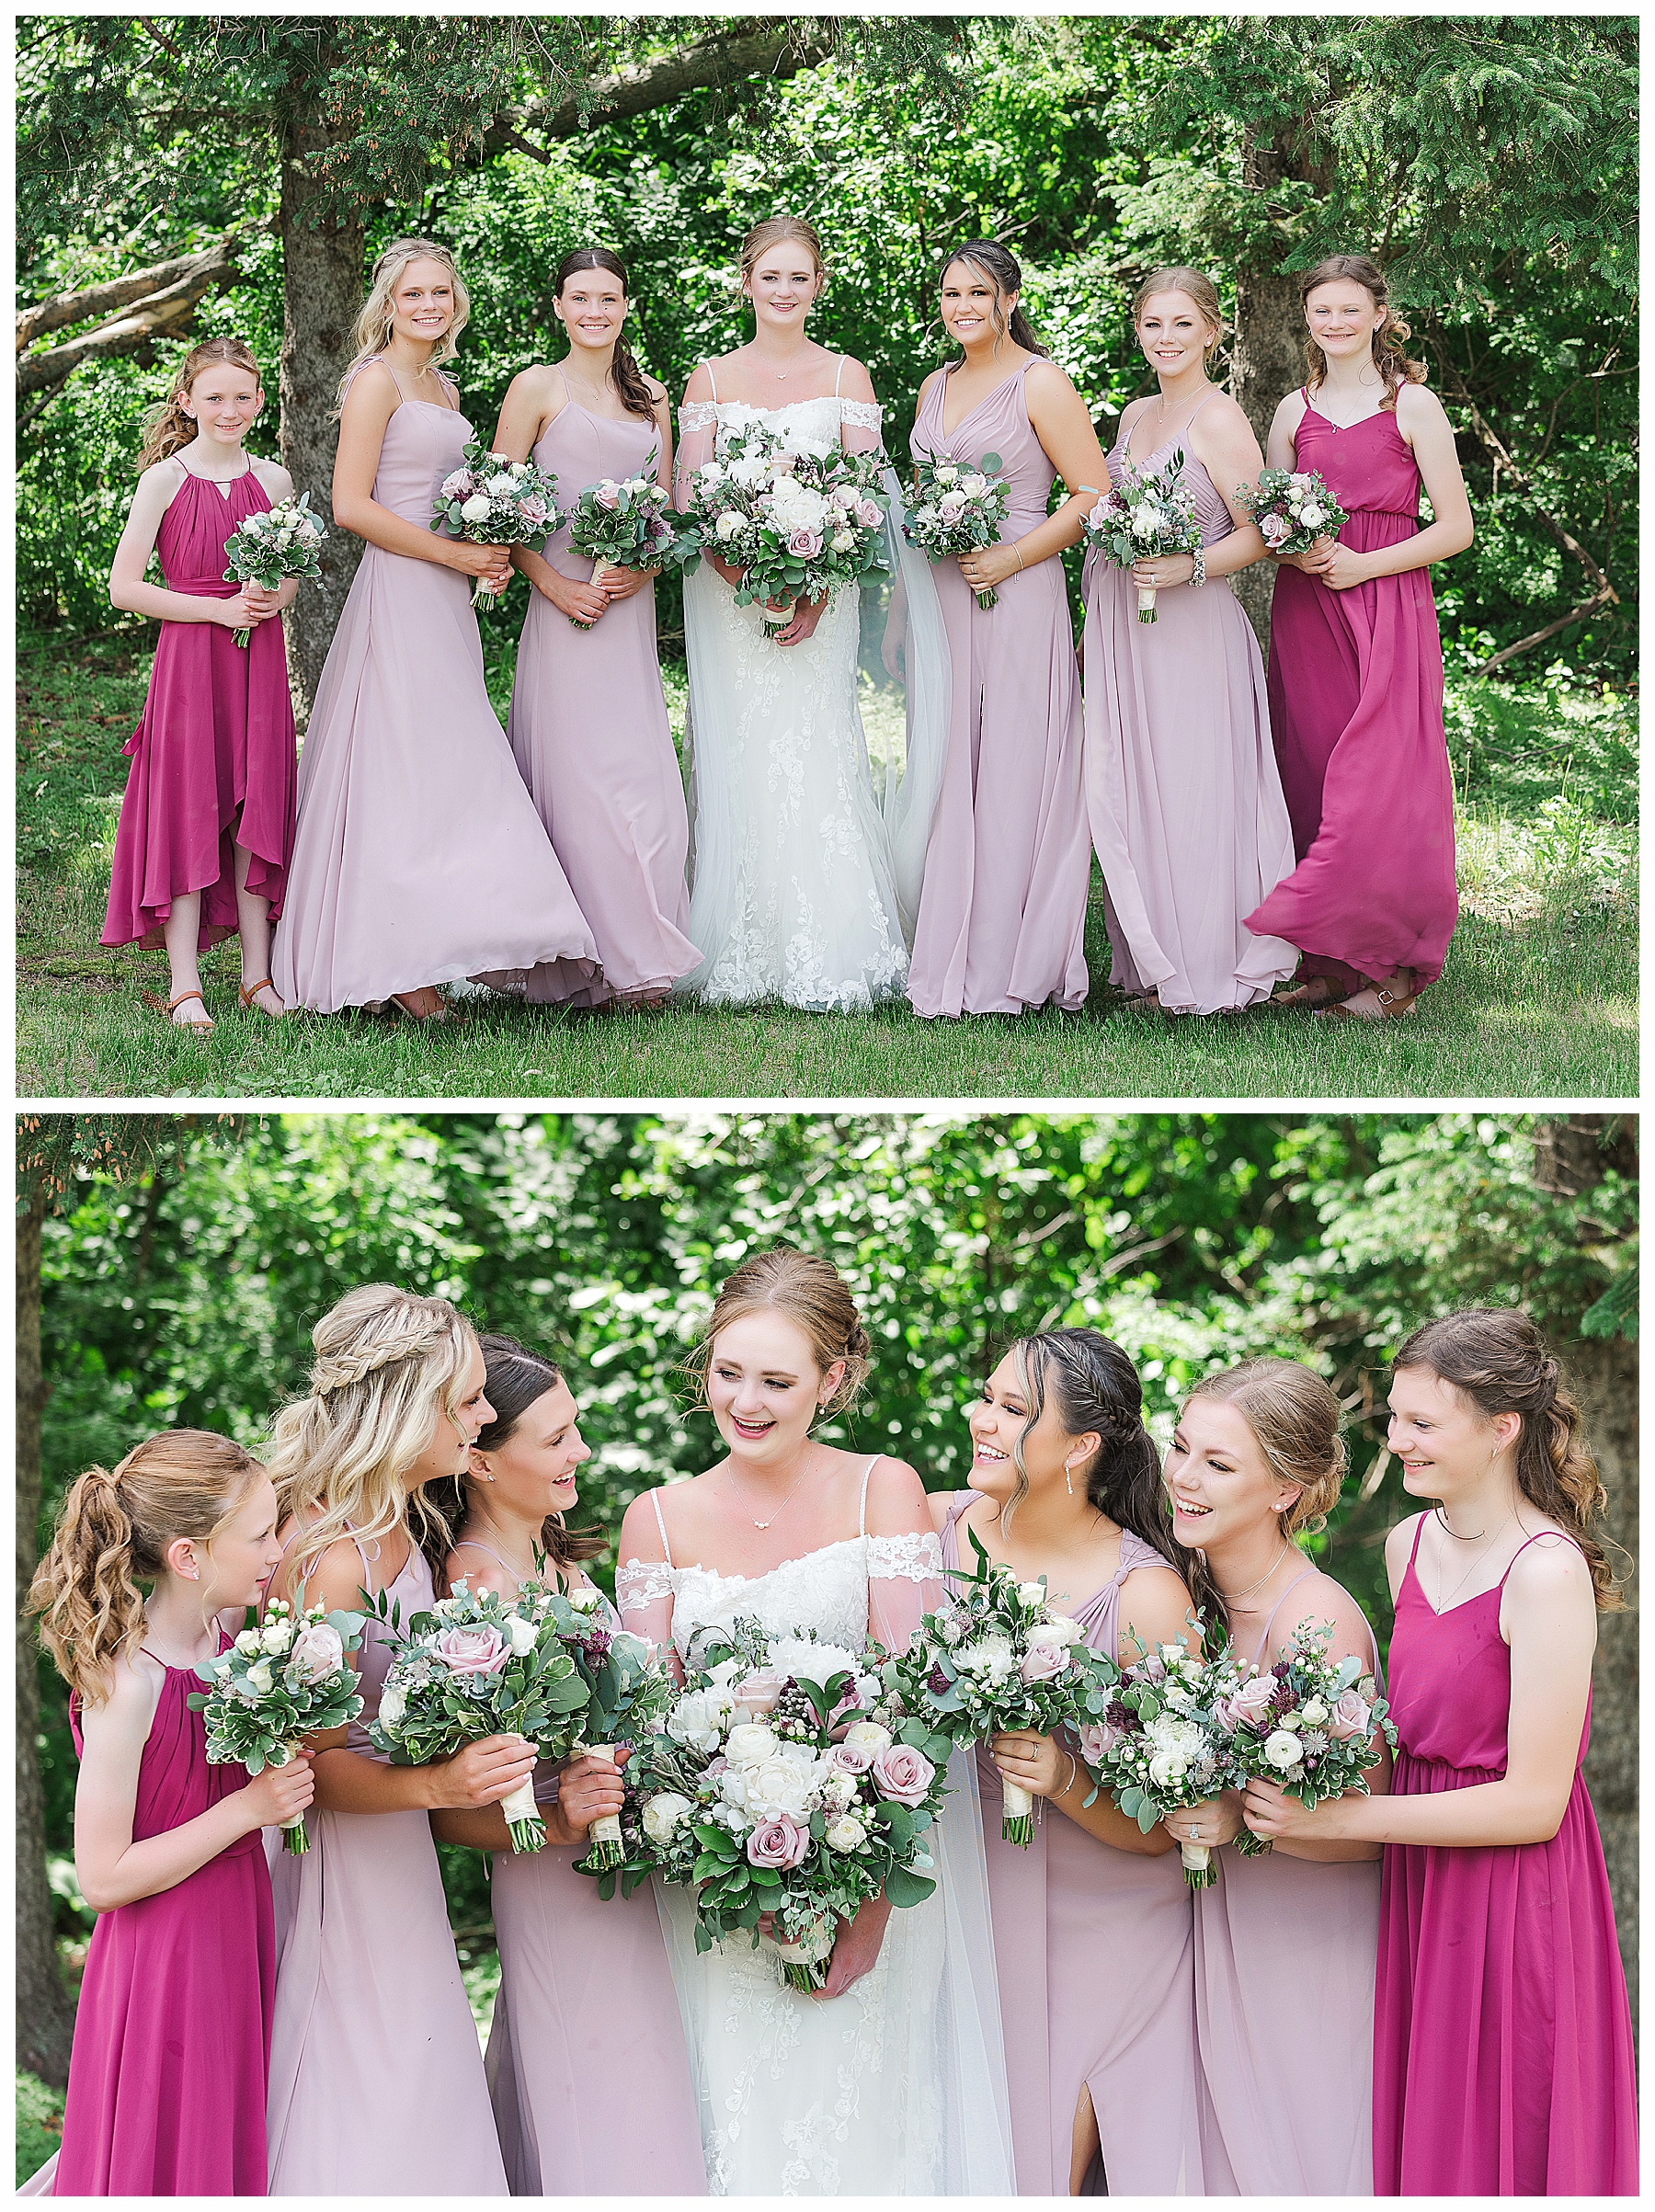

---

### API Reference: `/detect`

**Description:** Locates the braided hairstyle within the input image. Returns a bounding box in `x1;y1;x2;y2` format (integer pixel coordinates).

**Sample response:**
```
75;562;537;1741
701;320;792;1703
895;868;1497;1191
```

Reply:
137;337;262;470
1394;1308;1624;1611
1298;254;1426;414
938;239;1048;360
29;1431;265;1704
683;1245;873;1421
268;1284;477;1591
554;249;658;423
421;1333;606;1589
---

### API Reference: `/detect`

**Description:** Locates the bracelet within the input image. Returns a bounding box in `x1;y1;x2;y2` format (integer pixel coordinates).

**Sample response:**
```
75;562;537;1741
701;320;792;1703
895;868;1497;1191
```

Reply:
1011;542;1025;572
1062;1752;1078;1796
1190;542;1207;588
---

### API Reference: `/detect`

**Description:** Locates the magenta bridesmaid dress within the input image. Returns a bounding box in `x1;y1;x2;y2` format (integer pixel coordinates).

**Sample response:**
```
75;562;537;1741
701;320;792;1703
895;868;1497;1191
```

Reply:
1245;394;1458;996
270;359;599;1013
907;364;1091;1018
1082;399;1298;1013
103;461;295;953
44;1643;273;2195
1373;1519;1638;2195
940;1498;1204;2194
264;1536;508;2195
497;379;700;1008
1193;1567;1382;2195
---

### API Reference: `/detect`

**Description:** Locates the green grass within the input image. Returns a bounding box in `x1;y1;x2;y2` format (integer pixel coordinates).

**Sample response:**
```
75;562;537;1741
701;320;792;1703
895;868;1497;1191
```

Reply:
17;628;1638;1100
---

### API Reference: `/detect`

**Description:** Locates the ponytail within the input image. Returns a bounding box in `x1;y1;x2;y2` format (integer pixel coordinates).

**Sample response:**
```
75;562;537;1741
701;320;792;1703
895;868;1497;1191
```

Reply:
136;337;262;471
939;240;1048;360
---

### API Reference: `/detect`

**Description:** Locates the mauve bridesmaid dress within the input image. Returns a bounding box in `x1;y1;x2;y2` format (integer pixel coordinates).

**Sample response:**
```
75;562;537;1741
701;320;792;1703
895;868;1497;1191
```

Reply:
907;363;1091;1018
1245;395;1459;996
103;462;295;953
941;1498;1205;2195
1373;1520;1637;2195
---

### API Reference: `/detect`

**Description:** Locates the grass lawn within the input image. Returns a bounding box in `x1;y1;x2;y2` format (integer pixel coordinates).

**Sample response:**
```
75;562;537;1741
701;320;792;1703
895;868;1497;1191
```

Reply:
17;627;1638;1100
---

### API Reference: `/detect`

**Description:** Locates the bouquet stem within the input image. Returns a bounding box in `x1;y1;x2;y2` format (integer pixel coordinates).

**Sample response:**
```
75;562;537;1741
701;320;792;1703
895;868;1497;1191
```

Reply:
570;555;606;632
280;1812;310;1855
761;597;796;628
1136;586;1158;624
500;1772;546;1854
779;1956;829;1993
576;1742;623;1869
973;586;999;612
232;627;253;650
1180;1839;1215;1887
1232;1830;1272;1858
768;1915;837;1993
1001;1779;1034;1847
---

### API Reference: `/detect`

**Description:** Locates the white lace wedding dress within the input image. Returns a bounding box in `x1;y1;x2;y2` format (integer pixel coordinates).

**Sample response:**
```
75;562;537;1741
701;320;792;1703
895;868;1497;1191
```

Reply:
617;1466;1013;2196
675;372;951;1011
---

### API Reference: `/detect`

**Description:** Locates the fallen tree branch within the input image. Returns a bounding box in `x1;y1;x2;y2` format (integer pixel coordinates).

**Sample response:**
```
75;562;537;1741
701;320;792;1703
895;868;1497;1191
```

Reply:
17;232;243;353
1471;582;1619;679
17;234;245;396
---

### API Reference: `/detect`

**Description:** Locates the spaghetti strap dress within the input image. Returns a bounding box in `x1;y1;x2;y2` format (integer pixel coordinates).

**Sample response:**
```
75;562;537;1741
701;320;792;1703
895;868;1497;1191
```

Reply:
1244;395;1458;996
269;359;599;1013
264;1534;508;2195
32;1638;273;2196
1193;1567;1382;2195
1372;1520;1637;2195
103;461;296;952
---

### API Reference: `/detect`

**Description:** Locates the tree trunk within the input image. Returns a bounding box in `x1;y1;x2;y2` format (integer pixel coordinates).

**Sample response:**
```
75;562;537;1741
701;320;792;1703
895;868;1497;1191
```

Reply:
16;1186;76;2087
1228;131;1311;651
278;100;366;732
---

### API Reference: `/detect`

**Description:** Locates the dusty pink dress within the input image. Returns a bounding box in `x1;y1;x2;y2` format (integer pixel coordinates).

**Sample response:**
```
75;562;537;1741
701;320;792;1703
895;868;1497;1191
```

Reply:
1245;396;1458;994
1082;405;1298;1012
103;461;295;952
270;359;598;1013
1193;1567;1382;2195
502;382;699;1007
941;1498;1204;2195
265;1536;507;2195
1373;1522;1637;2195
30;1642;273;2196
907;364;1091;1017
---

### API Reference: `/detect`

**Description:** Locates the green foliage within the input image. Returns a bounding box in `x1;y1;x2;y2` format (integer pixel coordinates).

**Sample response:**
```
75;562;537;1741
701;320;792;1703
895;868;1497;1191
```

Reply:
16;2071;64;2188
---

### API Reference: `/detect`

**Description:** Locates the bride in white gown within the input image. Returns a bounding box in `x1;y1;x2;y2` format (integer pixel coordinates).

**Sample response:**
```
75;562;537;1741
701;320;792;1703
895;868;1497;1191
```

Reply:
673;218;950;1010
617;1248;1013;2196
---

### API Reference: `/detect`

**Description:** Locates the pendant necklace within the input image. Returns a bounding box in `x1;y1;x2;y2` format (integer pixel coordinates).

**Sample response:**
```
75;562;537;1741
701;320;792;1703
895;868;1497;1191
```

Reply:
1216;1544;1293;1605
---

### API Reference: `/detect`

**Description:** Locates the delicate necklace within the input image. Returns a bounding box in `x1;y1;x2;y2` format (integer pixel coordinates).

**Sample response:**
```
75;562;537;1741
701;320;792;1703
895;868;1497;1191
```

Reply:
1433;1511;1514;1613
1435;1505;1486;1540
1216;1543;1293;1605
722;1454;814;1532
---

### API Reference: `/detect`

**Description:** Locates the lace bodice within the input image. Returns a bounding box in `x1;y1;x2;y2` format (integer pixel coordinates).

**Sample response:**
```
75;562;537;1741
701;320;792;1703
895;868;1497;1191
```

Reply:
678;393;884;442
619;1531;942;1662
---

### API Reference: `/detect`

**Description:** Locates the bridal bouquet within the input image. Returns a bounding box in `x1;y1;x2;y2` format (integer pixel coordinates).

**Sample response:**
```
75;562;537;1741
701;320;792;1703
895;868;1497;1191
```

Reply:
1238;467;1349;557
1076;1627;1247;1886
221;493;325;646
364;1579;590;1852
904;454;1012;609
1081;450;1203;623
564;461;677;631
539;1582;677;1870
885;1529;1115;1844
675;421;889;630
1217;1618;1396;1856
430;439;561;605
187;1597;366;1853
623;1618;951;1990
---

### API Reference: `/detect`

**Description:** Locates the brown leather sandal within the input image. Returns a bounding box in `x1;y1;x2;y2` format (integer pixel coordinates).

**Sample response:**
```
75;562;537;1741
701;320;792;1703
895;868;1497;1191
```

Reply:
1316;972;1421;1021
238;976;283;1015
142;986;214;1032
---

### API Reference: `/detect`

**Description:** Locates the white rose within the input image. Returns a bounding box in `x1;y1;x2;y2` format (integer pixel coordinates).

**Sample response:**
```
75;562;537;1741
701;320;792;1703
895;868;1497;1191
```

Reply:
642;1792;692;1846
378;1683;407;1730
748;1755;814;1821
1130;503;1161;539
1017;1582;1047;1607
245;1660;274;1694
234;1673;264;1703
668;1692;723;1754
714;510;748;542
699;461;726;485
434;1594;466;1619
960;473;989;496
830;529;855;552
460;494;493;523
505;1615;539;1657
820;1769;859;1810
705;1659;743;1689
725;1723;779;1771
727;454;770;488
1300;1697;1330;1727
840;1720;892;1760
1148;1748;1186;1788
567;1586;601;1614
934;464;960;485
1299;503;1326;528
261;1620;291;1655
717;1766;751;1812
1263;1729;1303;1772
825;1814;867;1852
235;1629;262;1655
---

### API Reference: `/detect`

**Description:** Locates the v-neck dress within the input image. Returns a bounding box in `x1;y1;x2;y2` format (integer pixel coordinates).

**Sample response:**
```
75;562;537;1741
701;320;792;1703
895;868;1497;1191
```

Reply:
1372;1518;1637;2195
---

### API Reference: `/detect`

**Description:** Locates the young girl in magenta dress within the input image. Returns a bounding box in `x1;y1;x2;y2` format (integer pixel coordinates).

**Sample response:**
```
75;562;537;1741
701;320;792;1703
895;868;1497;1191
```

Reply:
24;1431;315;2195
104;339;299;1030
1243;1308;1638;2195
1247;254;1474;1020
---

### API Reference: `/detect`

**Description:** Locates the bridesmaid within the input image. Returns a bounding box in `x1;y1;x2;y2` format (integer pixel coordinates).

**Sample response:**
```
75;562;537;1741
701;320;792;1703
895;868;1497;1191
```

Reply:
1081;272;1298;1015
934;1329;1206;2195
104;337;297;1027
906;241;1107;1019
263;1285;537;2195
1244;1309;1638;2195
1246;253;1474;1019
271;237;598;1018
426;1334;705;2195
488;249;699;1009
1164;1359;1387;2195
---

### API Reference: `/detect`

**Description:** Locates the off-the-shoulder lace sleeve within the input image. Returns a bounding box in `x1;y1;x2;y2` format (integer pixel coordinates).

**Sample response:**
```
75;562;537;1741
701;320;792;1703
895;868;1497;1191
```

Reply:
679;399;719;433
616;1557;677;1609
674;393;720;507
839;395;885;458
868;1527;944;1657
867;1531;943;1583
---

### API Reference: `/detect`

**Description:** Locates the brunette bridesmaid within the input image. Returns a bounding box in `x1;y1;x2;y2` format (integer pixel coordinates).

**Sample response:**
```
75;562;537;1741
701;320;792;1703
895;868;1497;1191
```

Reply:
932;1330;1206;2195
1081;272;1298;1015
263;1287;536;2194
487;249;700;1009
271;238;598;1018
1165;1361;1387;2195
1244;1310;1638;2195
427;1335;705;2195
905;242;1106;1019
1246;253;1473;1019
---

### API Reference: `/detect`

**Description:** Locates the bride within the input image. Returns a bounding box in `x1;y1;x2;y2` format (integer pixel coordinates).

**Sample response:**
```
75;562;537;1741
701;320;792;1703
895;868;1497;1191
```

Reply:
673;218;950;1010
616;1247;1013;2195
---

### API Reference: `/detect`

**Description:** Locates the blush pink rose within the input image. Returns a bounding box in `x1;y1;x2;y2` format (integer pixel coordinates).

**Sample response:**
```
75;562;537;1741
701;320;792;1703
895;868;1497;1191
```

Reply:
1328;1689;1373;1742
830;1739;877;1776
855;498;882;529
747;1814;810;1869
1261;511;1290;544
734;1672;787;1719
1076;1720;1119;1762
519;496;550;527
787;527;823;559
871;1743;936;1807
1019;1640;1069;1685
434;1625;509;1676
1227;1674;1279;1731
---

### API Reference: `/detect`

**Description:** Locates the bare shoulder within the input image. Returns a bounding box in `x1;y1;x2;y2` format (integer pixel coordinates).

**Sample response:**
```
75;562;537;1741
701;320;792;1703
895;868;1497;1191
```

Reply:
1193;389;1254;439
250;456;293;500
1024;355;1079;403
444;1542;514;1601
1394;377;1444;427
339;357;400;426
618;1484;673;1558
1275;1570;1376;1668
835;353;877;404
1118;1556;1197;1630
1273;385;1309;432
925;1487;965;1534
78;1647;164;1738
295;1532;378;1613
917;365;947;405
1385;1511;1426;1577
643;372;670;405
864;1453;928;1519
1506;1525;1594;1602
136;454;188;500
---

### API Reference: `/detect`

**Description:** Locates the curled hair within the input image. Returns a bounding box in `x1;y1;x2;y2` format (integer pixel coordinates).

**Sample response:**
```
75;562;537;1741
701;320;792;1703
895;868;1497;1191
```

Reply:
337;237;470;414
939;239;1048;359
1133;267;1227;367
739;216;826;291
268;1284;476;1591
1299;254;1426;413
1002;1330;1187;1580
1394;1308;1624;1612
1178;1360;1347;1636
29;1431;264;1704
422;1333;605;1588
683;1245;872;1420
555;249;658;424
137;337;262;470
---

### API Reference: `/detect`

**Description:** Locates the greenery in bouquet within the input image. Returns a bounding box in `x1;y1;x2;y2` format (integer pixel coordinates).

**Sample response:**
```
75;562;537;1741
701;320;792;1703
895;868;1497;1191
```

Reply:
1080;449;1202;622
1077;1625;1248;1886
221;492;325;646
537;1579;677;1870
1219;1618;1398;1855
1237;467;1351;558
904;453;1012;608
429;437;561;604
564;461;677;630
